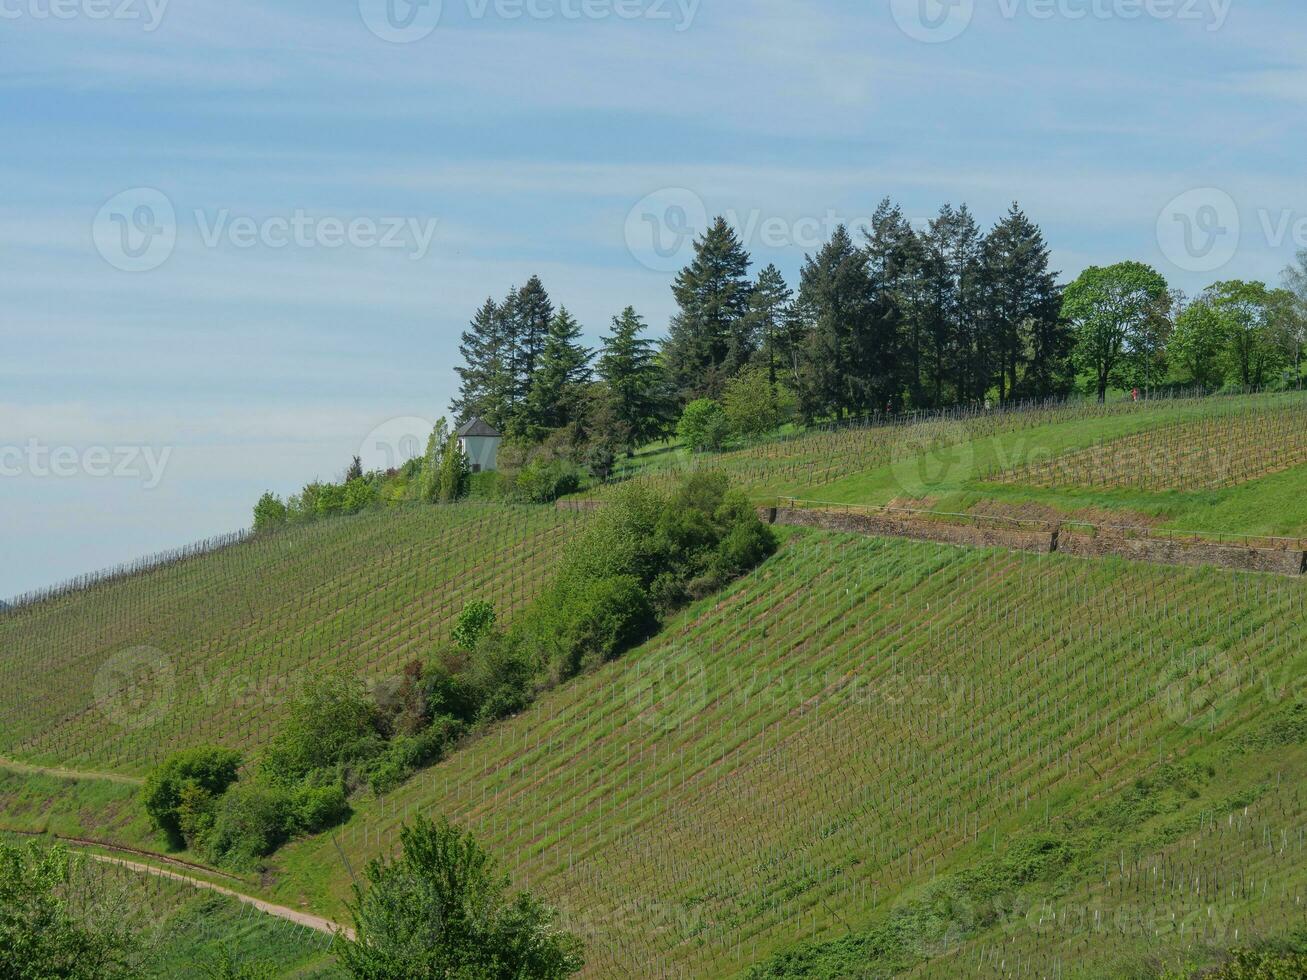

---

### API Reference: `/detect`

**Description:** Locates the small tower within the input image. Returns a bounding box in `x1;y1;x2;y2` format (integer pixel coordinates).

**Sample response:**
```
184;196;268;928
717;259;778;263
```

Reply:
456;417;503;473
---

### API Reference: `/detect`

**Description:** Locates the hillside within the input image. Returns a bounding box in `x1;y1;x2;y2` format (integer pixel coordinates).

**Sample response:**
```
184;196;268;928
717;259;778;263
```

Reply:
0;503;585;775
2;392;1306;977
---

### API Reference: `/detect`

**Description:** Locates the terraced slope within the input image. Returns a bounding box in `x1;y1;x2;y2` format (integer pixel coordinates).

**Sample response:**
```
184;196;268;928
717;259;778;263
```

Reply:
0;504;586;775
259;530;1307;978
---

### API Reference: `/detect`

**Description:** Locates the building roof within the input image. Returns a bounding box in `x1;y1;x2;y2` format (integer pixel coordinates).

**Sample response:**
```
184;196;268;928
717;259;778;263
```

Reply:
456;417;502;438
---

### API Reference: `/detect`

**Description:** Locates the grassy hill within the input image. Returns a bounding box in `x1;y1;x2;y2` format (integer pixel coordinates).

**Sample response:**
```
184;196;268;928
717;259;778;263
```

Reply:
0;503;585;775
2;391;1306;977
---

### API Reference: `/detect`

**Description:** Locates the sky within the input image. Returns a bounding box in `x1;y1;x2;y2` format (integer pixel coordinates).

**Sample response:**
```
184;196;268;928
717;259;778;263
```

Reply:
2;0;1304;600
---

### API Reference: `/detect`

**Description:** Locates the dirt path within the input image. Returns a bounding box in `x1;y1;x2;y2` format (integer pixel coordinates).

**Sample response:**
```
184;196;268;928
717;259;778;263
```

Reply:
0;755;142;786
88;853;353;940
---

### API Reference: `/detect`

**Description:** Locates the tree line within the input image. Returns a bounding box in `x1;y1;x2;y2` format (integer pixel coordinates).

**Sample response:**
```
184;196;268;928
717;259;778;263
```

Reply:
452;202;1307;460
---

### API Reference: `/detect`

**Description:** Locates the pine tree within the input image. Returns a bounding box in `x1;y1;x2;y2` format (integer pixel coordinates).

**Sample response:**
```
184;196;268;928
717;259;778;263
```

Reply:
746;264;794;385
795;226;889;420
512;276;554;402
864;199;921;409
980;204;1066;403
451;298;512;428
597;307;667;454
918;204;985;405
663;217;753;401
523;307;593;437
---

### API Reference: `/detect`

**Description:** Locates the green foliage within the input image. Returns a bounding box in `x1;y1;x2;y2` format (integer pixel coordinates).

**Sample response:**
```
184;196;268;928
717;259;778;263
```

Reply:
339;816;583;980
1198;947;1307;979
196;947;278;980
204;782;294;869
722;366;793;438
259;676;379;786
0;841;140;978
1172;296;1228;388
677;398;731;452
597;307;668;453
437;436;471;504
1063;261;1170;401
252;493;288;533
343;477;377;515
508;458;581;503
142;746;242;846
452;600;496;652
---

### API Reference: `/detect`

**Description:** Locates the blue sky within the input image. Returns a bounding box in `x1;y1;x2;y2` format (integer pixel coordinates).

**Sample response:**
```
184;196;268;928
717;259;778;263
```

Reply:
2;0;1304;599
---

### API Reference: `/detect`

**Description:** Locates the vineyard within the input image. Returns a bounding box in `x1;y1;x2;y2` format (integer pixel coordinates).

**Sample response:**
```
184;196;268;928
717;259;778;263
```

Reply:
0;503;586;776
258;530;1307;978
992;399;1307;493
1;394;1306;977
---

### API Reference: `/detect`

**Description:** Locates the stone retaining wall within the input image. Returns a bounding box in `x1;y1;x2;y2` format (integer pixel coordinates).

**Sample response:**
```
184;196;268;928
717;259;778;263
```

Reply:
767;507;1306;576
1057;529;1307;576
772;508;1057;555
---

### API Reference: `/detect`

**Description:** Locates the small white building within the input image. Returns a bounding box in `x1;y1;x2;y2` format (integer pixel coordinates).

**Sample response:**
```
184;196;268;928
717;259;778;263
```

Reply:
456;417;502;473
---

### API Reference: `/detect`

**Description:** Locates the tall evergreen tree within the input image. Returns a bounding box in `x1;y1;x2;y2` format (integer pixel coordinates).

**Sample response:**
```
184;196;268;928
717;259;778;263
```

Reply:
980;204;1066;403
512;275;554;400
663;217;754;400
795;225;893;420
451;297;513;429
864;199;921;409
523;307;593;437
917;205;985;405
598;307;667;454
746;264;794;384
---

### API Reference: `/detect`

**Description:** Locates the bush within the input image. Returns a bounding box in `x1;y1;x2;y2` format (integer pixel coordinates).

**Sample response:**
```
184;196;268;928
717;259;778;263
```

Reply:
204;783;294;869
510;459;582;503
289;783;350;834
142;747;243;846
339;816;583;980
677;398;730;452
451;601;496;652
343;477;377;514
465;633;539;724
364;720;461;796
259;675;380;786
0;841;142;978
252;493;287;533
534;575;657;681
723;367;793;438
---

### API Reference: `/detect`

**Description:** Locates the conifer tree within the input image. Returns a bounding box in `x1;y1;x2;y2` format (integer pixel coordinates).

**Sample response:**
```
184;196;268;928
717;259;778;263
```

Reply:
865;199;923;409
523;307;593;437
451;298;512;428
746;264;794;385
663;217;753;400
598;307;667;454
980;203;1066;403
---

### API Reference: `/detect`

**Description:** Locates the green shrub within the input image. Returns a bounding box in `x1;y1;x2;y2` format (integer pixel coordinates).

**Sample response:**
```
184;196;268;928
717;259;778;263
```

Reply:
422;663;484;726
142;747;242;846
365;720;461;795
289;783;350;834
252;493;287;532
534;575;657;681
259;675;380;786
466;633;538;724
343;477;377;514
451;600;496;652
204;783;294;869
0;841;142;978
315;483;348;517
677;398;730;452
511;459;582;503
723;367;793;438
339;816;583;979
